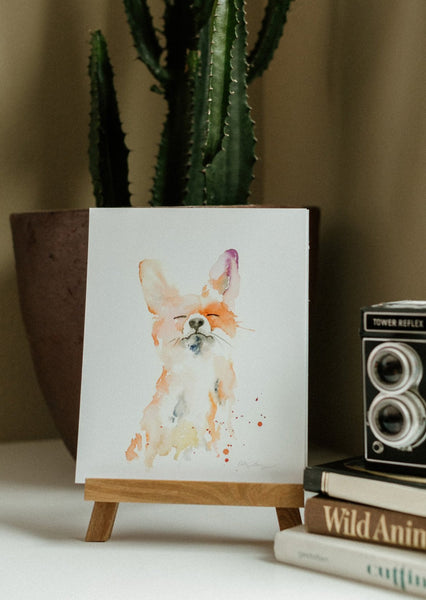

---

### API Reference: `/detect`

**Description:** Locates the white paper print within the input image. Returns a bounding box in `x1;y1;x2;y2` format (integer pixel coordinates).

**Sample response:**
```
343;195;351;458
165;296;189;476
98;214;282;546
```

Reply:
76;207;309;485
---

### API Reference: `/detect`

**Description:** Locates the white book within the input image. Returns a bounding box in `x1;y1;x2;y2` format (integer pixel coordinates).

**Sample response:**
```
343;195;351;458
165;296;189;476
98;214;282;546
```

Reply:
304;457;426;517
274;525;426;597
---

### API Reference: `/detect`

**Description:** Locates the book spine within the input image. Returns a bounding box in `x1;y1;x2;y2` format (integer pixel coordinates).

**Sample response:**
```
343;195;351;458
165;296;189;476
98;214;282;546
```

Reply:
274;526;426;597
304;467;426;518
303;466;323;492
305;496;426;551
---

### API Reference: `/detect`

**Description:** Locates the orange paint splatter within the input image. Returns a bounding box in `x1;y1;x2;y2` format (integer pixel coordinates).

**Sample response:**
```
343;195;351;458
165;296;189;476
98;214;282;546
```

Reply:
125;433;142;461
257;421;263;427
223;448;229;455
151;367;170;405
206;392;220;447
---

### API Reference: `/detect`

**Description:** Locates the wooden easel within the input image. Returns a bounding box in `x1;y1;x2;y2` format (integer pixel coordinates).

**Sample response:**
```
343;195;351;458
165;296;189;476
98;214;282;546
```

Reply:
84;478;303;541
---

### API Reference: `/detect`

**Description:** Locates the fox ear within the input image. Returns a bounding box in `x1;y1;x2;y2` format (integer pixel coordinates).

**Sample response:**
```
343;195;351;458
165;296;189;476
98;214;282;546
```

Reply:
208;249;240;307
139;260;179;315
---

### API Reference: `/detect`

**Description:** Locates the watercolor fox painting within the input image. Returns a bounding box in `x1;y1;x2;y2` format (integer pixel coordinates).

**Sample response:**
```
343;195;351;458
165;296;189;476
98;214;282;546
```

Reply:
126;249;240;467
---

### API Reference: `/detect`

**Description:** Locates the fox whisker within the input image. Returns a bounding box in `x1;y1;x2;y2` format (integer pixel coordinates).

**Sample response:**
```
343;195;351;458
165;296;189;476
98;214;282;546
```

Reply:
211;332;232;347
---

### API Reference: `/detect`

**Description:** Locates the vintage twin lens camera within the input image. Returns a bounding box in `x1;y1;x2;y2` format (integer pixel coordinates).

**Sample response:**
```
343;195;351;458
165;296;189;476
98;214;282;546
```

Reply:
361;301;426;472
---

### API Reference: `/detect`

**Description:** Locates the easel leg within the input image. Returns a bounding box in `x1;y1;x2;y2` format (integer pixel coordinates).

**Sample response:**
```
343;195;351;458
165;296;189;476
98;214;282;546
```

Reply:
276;507;301;530
85;501;119;542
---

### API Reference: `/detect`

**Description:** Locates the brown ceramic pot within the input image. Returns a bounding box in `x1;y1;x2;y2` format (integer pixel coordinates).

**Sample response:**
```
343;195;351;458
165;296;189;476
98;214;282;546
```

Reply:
10;210;89;458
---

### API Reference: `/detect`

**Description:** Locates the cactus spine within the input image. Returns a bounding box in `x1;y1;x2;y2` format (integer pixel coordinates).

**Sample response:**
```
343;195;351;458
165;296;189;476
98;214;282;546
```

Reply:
88;0;294;207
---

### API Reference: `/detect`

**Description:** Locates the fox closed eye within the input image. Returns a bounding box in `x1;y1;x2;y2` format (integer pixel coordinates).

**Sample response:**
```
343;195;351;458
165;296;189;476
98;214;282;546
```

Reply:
174;313;220;321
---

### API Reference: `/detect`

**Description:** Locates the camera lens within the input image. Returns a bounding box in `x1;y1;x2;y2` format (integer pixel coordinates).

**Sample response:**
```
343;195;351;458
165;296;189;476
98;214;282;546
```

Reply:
368;391;426;450
367;342;422;393
376;354;403;385
377;404;404;435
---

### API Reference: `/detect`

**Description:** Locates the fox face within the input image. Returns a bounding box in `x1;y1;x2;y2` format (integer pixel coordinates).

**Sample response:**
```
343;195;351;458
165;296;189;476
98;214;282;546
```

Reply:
140;249;239;361
126;250;240;466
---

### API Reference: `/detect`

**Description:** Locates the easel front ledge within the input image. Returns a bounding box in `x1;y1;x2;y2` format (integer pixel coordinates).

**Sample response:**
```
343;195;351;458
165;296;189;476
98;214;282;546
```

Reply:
84;478;303;542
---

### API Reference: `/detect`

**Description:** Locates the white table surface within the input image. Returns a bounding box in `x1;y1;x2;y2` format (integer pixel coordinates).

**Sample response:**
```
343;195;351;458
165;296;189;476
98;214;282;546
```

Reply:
0;439;414;599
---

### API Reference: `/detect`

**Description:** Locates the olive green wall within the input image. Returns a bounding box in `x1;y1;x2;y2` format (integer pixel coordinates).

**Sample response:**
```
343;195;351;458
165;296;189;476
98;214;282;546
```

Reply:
1;1;426;456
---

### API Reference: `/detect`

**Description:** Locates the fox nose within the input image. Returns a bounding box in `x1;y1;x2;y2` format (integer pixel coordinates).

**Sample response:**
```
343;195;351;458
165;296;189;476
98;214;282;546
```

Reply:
189;317;205;332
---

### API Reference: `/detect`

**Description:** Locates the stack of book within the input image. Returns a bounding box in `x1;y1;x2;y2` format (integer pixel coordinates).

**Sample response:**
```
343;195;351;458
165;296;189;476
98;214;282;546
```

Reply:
274;457;426;597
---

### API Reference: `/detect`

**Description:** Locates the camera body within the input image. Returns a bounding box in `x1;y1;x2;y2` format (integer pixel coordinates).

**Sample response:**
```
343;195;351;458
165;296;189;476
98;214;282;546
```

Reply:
361;301;426;473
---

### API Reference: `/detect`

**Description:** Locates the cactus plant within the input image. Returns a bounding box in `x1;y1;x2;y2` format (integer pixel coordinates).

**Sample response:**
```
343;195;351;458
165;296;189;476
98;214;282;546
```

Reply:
88;0;294;207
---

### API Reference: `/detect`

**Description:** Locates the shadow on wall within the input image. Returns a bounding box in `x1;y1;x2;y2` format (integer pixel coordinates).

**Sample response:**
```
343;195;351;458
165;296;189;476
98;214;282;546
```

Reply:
309;0;426;455
4;2;90;211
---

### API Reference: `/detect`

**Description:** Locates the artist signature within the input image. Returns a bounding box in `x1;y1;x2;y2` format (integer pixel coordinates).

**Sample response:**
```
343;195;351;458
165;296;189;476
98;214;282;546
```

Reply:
236;459;275;470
